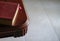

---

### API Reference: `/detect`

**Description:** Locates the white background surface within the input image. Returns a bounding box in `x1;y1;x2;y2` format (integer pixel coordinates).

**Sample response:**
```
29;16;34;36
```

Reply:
0;0;60;41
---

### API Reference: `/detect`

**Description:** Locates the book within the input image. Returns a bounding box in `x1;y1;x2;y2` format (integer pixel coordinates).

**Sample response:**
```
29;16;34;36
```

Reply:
0;0;28;38
0;1;20;26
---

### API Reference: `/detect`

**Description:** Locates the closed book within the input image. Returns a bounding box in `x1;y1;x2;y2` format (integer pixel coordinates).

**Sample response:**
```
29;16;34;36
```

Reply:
0;0;28;38
0;1;20;26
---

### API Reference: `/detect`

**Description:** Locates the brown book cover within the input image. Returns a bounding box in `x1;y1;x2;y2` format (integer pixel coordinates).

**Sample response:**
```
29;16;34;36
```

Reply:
0;0;28;38
0;1;20;26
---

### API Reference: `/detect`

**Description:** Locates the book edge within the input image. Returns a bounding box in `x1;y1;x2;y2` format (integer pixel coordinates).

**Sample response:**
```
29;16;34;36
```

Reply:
12;4;20;26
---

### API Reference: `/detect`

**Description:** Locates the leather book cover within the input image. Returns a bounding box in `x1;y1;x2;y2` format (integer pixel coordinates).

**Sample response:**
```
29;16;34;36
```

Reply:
0;0;28;38
0;1;20;26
